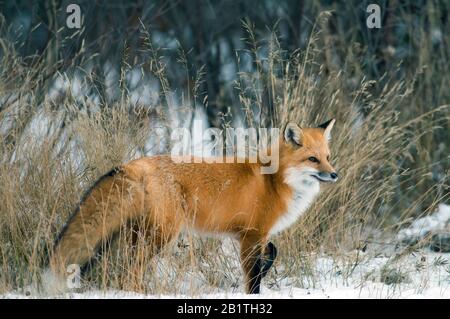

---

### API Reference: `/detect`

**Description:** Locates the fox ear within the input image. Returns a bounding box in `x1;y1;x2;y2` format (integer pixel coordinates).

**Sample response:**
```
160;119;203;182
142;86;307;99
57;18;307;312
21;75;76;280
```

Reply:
284;122;303;146
318;119;335;141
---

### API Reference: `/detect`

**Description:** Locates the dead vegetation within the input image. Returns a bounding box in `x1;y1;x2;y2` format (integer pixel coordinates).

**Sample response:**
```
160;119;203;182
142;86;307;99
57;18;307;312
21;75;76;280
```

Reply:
0;2;449;295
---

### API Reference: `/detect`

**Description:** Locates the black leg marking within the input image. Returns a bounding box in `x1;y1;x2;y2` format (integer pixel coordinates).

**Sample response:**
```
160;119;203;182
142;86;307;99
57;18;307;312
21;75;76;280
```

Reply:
261;242;277;278
249;255;263;294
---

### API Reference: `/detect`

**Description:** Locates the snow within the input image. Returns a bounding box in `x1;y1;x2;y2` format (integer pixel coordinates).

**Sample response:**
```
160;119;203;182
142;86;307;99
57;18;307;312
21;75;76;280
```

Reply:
397;204;450;241
2;285;449;299
2;207;450;299
2;281;449;299
2;250;449;299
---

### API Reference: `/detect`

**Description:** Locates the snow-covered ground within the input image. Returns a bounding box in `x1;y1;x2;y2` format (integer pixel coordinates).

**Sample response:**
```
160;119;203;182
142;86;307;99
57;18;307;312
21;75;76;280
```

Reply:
397;204;450;242
3;284;449;299
2;205;450;299
1;252;450;299
2;249;449;299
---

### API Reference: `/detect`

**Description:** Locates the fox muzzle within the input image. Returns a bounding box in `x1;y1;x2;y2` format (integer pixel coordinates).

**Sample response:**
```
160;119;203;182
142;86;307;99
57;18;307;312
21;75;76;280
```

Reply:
311;171;338;183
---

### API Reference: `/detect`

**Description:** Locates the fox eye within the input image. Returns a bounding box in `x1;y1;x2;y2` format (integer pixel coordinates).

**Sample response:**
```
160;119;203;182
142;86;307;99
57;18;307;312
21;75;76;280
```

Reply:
308;156;320;163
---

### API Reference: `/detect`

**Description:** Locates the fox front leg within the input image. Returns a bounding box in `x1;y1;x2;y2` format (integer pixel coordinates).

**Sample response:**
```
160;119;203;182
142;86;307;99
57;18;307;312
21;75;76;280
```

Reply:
240;238;277;294
240;236;264;294
261;241;277;279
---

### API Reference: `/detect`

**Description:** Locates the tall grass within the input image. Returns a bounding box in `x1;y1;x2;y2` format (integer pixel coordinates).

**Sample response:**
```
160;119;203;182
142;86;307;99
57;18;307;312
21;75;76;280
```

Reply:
0;12;448;295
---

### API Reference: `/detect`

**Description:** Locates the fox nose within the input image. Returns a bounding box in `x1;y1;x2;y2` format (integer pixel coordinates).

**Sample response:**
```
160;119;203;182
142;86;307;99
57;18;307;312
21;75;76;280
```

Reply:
330;172;338;181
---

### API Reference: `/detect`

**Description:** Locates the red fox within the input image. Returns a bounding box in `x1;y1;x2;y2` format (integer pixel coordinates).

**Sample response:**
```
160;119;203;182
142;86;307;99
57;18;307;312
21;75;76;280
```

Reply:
49;119;338;294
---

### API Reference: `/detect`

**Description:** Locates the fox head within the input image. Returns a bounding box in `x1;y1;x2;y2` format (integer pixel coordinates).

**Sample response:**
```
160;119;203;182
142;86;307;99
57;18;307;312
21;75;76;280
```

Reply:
281;119;338;185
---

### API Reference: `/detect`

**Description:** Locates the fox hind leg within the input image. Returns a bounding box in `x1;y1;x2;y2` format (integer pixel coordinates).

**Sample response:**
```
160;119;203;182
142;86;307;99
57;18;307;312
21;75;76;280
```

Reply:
124;205;182;291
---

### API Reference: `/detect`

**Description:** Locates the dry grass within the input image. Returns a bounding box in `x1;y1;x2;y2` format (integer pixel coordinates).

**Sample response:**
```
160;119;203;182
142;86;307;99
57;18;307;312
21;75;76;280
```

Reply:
0;12;449;296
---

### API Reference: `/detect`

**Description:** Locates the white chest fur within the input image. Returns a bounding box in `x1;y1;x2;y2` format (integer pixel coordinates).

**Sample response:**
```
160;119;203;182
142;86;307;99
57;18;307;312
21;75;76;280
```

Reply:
269;167;321;236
